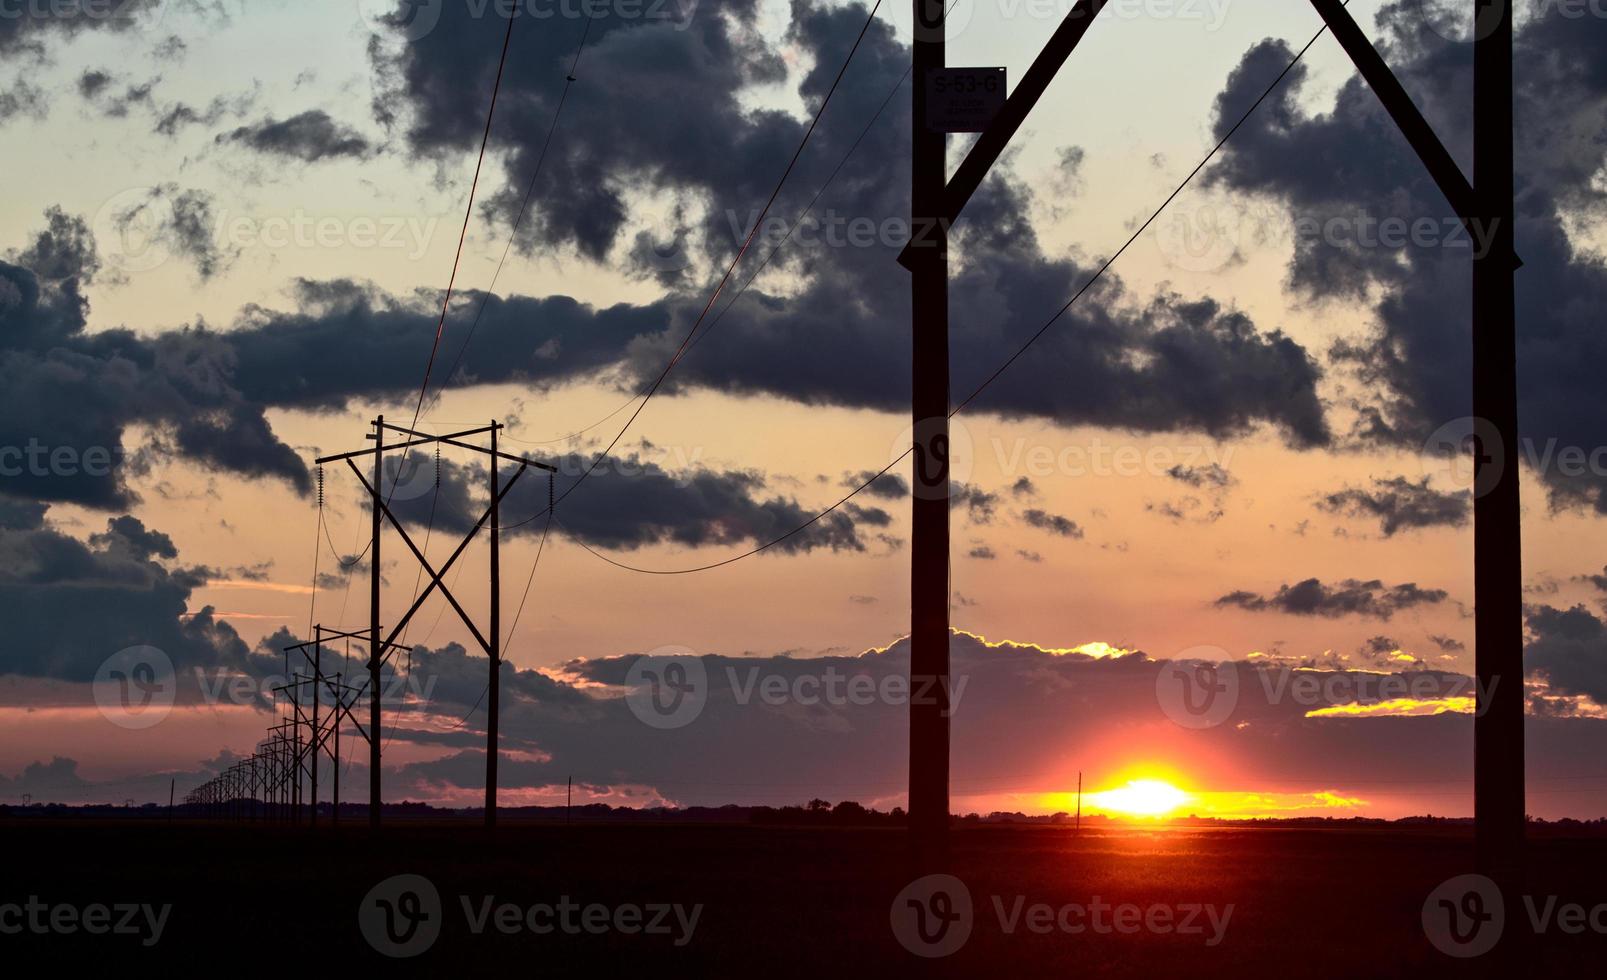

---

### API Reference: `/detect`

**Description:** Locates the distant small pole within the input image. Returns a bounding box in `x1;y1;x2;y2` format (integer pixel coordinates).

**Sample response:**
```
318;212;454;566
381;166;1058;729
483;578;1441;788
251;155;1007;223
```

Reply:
168;779;175;825
566;776;572;826
1075;772;1082;833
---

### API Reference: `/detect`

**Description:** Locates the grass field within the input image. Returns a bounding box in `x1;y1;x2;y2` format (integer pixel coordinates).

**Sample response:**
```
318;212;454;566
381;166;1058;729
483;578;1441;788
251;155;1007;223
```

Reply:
4;820;1605;975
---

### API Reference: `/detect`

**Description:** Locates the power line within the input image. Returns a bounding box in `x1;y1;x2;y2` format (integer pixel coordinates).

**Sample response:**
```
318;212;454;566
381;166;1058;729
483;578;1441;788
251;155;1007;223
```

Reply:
433;14;598;404
560;14;1336;575
496;29;921;450
501;0;888;532
408;10;518;429
311;10;522;575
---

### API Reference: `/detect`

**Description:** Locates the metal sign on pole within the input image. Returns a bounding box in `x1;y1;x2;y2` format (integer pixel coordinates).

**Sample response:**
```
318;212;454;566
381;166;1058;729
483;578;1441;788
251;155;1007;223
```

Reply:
924;67;1005;133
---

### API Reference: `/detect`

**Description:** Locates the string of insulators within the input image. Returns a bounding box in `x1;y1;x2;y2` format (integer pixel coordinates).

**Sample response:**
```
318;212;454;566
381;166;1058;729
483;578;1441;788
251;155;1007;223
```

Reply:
316;464;325;508
435;443;441;487
549;472;555;511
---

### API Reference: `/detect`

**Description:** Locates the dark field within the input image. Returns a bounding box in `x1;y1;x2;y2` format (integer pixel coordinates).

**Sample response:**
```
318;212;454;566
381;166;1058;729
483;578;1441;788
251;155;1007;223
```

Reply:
4;819;1605;976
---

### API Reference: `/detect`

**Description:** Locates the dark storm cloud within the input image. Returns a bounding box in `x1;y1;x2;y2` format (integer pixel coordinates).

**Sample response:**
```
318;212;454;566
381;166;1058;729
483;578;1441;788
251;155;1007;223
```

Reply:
0;495;48;531
0;514;258;681
0;210;308;508
1216;577;1449;620
1166;462;1234;489
0;0;165;57
1207;7;1607;508
1429;633;1466;653
355;632;1607;813
1525;604;1607;705
1021;508;1082;539
223;277;668;409
380;453;891;556
155;89;258;137
843;469;908;500
0;0;167;121
1318;475;1470;536
76;68;156;117
1361;635;1400;656
0;757;89;798
374;0;783;261
950;483;998;524
353;0;1329;447
219;110;372;162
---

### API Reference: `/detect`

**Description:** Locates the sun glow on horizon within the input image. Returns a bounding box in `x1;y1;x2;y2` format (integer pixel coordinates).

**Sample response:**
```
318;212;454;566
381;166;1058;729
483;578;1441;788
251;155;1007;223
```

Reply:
1084;779;1191;818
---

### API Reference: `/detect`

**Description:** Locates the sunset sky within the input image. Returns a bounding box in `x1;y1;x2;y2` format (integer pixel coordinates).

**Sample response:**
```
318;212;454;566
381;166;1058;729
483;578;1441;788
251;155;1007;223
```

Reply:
2;0;1606;819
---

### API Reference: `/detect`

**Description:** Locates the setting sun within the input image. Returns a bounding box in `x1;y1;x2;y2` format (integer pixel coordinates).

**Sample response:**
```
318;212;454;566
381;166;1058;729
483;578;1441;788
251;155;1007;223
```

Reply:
1086;779;1192;819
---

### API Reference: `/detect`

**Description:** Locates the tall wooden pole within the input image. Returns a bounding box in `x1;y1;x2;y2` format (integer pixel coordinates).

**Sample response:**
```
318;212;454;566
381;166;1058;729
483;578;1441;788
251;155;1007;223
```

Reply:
486;421;501;829
1472;0;1523;891
908;0;950;861
310;624;320;828
332;671;341;827
370;415;384;832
